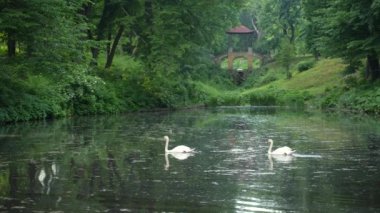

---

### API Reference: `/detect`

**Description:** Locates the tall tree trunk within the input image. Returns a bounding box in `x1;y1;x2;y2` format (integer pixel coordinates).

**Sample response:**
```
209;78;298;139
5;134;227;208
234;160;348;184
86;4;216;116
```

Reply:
87;30;99;66
7;36;16;58
90;0;111;65
81;2;92;17
366;50;380;81
105;25;125;69
138;0;153;57
145;0;153;27
82;2;98;66
250;17;260;39
289;23;295;43
106;31;112;58
90;48;99;66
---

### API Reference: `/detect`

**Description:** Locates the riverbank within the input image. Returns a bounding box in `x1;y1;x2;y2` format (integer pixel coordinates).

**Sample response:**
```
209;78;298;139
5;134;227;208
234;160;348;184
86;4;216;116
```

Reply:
197;57;380;114
1;56;379;124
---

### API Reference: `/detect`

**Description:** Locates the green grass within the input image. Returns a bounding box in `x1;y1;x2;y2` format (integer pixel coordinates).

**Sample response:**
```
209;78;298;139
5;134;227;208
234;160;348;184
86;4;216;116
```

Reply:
193;81;242;106
243;58;346;96
104;52;348;109
104;53;349;109
195;57;347;107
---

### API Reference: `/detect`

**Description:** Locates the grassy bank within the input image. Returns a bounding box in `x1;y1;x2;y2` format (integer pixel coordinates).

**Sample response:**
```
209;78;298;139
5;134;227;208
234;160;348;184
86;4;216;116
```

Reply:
195;58;343;106
196;57;380;114
1;54;379;123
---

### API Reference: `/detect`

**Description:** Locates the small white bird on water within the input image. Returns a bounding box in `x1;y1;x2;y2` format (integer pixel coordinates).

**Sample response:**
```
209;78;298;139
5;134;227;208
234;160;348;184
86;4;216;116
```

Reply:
267;139;296;155
164;136;195;153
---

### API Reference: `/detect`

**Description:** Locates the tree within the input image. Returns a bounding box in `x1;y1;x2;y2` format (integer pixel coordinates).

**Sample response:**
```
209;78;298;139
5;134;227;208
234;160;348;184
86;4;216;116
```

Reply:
303;0;380;81
243;0;302;59
127;0;245;106
82;0;144;68
0;0;88;63
277;0;301;43
142;0;245;70
302;0;328;59
0;0;29;57
276;38;295;79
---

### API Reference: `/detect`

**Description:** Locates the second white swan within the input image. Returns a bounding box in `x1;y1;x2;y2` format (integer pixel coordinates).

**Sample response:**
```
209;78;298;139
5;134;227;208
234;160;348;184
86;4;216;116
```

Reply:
164;136;195;153
267;139;295;155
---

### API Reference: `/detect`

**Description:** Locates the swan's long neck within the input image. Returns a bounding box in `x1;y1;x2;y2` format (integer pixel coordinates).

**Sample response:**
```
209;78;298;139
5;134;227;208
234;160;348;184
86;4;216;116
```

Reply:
165;137;170;152
268;140;273;154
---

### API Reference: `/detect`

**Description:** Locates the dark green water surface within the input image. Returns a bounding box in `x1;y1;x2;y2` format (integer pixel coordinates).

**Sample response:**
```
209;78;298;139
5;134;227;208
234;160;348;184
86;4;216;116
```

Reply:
0;107;380;212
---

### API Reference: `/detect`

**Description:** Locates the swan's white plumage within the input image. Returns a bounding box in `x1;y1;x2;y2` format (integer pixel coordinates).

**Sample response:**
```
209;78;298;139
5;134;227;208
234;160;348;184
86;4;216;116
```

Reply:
164;136;195;153
267;139;295;155
169;152;194;160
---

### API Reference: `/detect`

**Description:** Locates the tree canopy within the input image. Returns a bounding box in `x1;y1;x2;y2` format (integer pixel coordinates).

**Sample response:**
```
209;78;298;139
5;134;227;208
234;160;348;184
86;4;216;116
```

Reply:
303;0;380;80
0;0;379;122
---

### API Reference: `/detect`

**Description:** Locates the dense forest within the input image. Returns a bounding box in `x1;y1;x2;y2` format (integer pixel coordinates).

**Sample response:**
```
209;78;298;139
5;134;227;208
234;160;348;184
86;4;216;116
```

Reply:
1;0;380;122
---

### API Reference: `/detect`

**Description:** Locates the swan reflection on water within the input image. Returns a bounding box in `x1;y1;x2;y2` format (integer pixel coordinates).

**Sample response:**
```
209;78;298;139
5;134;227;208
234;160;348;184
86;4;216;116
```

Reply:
37;161;59;195
38;168;46;187
268;154;294;170
267;153;322;170
164;152;194;170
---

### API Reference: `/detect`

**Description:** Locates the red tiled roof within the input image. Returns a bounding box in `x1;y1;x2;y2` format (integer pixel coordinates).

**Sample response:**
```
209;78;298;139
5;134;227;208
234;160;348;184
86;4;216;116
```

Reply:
226;25;254;34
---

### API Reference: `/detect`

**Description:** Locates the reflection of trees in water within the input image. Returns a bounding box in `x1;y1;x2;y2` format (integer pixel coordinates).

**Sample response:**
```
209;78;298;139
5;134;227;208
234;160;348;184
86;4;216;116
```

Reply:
2;108;380;212
0;110;267;211
0;111;243;212
1;159;61;212
0;150;144;211
107;152;120;188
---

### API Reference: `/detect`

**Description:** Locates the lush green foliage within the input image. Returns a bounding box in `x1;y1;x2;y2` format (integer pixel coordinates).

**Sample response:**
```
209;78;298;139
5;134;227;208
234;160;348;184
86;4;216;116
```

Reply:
0;0;379;123
0;0;245;122
320;84;380;114
297;59;315;72
303;0;380;80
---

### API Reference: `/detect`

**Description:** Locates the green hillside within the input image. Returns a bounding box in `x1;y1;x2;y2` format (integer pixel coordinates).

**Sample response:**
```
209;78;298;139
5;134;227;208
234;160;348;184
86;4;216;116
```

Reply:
244;58;345;96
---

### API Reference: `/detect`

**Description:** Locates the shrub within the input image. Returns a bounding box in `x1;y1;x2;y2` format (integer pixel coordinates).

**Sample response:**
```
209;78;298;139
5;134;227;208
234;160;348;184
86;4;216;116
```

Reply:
278;91;311;106
319;89;342;109
342;74;359;88
62;66;125;115
333;86;380;114
342;59;362;75
0;65;68;122
257;75;278;86
297;60;315;72
247;91;277;106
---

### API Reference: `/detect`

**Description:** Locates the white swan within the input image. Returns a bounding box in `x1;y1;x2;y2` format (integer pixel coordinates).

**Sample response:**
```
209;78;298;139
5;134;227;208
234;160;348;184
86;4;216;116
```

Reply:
164;136;195;153
267;139;295;155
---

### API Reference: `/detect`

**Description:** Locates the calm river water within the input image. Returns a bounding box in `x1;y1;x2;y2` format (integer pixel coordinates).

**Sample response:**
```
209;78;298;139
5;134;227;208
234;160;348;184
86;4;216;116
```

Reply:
0;107;380;212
